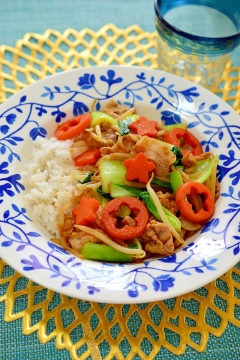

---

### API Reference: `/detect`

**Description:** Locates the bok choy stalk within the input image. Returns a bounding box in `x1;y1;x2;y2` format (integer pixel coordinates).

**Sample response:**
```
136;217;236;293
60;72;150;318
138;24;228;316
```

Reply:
164;123;188;131
169;171;183;193
187;155;218;183
90;112;117;127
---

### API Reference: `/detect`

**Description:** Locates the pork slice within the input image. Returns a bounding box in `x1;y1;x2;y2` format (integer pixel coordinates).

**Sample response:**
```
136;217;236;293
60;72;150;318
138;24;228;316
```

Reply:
140;220;174;256
132;136;176;178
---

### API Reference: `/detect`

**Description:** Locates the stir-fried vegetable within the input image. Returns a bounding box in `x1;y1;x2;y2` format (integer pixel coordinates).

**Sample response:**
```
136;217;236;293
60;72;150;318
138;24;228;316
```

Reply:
55;114;92;140
74;148;101;166
79;172;95;184
171;146;183;166
98;158;128;193
169;170;183;193
101;197;149;240
151;177;172;191
90;112;117;127
175;182;214;223
108;183;181;232
118;114;139;136
81;243;134;262
51;104;219;263
165;128;203;156
123;152;156;183
72;197;100;225
129;116;158;137
188;155;218;183
164;123;188;131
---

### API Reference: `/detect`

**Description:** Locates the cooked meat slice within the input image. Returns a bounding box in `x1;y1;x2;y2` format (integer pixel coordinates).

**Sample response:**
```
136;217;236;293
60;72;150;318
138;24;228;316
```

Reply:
156;191;178;215
100;147;112;156
69;231;100;252
132;136;176;178
181;151;196;168
59;209;105;252
182;151;213;168
103;100;135;119
196;152;213;161
140;220;174;256
121;215;136;227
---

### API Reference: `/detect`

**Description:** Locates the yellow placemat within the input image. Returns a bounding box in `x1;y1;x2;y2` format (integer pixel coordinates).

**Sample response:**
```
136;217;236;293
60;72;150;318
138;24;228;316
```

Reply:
0;24;240;359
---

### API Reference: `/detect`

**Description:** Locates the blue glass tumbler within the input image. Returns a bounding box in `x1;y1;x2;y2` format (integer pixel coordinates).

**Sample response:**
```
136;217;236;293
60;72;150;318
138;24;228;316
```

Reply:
154;0;240;89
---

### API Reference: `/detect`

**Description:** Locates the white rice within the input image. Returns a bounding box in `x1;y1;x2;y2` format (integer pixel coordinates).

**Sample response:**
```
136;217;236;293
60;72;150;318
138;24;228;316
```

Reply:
21;137;80;237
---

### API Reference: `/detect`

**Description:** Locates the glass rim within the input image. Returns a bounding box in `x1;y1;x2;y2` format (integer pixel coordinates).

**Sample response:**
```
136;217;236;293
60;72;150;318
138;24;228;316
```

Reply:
154;0;240;43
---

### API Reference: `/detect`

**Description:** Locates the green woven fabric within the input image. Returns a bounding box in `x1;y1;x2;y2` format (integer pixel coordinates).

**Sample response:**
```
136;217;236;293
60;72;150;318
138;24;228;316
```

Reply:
0;1;240;359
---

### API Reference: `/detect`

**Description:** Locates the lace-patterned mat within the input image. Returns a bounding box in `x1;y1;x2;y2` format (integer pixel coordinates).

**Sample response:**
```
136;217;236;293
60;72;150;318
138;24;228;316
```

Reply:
0;25;240;359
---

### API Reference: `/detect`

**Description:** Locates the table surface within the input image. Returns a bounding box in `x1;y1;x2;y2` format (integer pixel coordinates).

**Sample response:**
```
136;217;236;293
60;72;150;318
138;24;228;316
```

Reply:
0;1;240;359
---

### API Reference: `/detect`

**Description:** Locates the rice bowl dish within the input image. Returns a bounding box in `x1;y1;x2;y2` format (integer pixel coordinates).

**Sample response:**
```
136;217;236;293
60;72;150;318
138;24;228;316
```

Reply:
0;66;239;303
21;100;219;263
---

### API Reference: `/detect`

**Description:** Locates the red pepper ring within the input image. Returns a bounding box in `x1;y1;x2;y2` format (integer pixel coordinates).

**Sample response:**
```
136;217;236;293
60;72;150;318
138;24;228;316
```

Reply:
54;114;92;140
165;128;203;156
175;182;215;223
101;197;148;241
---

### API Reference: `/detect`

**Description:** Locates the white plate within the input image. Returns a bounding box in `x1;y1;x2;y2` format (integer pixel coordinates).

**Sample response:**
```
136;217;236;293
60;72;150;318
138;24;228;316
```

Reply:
0;66;239;304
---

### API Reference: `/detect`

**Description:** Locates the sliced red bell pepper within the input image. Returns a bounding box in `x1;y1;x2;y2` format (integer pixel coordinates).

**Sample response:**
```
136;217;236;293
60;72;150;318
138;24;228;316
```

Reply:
175;182;214;223
129;116;158;138
101;197;148;240
74;148;101;167
72;196;100;226
123;152;155;183
165;128;203;156
54;114;92;140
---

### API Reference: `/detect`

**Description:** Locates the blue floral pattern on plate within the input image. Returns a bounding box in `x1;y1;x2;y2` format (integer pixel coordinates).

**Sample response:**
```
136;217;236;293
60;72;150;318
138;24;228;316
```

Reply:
0;66;239;303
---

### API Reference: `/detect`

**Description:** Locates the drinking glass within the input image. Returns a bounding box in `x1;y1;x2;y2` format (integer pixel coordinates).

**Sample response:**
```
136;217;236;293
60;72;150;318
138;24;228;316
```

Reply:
154;0;240;89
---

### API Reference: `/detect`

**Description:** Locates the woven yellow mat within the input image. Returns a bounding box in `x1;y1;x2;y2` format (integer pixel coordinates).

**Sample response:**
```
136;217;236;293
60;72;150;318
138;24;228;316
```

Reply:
0;24;240;359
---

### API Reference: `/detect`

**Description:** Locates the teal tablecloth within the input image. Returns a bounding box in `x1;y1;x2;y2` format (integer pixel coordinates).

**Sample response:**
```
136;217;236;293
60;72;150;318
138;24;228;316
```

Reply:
0;1;240;359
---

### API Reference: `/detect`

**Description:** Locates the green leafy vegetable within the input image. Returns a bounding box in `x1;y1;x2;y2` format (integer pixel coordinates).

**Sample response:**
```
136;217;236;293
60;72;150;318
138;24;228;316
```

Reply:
151;178;172;191
97;186;113;200
118;114;139;136
118;117;132;136
171;146;183;166
79;172;95;184
139;191;160;219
